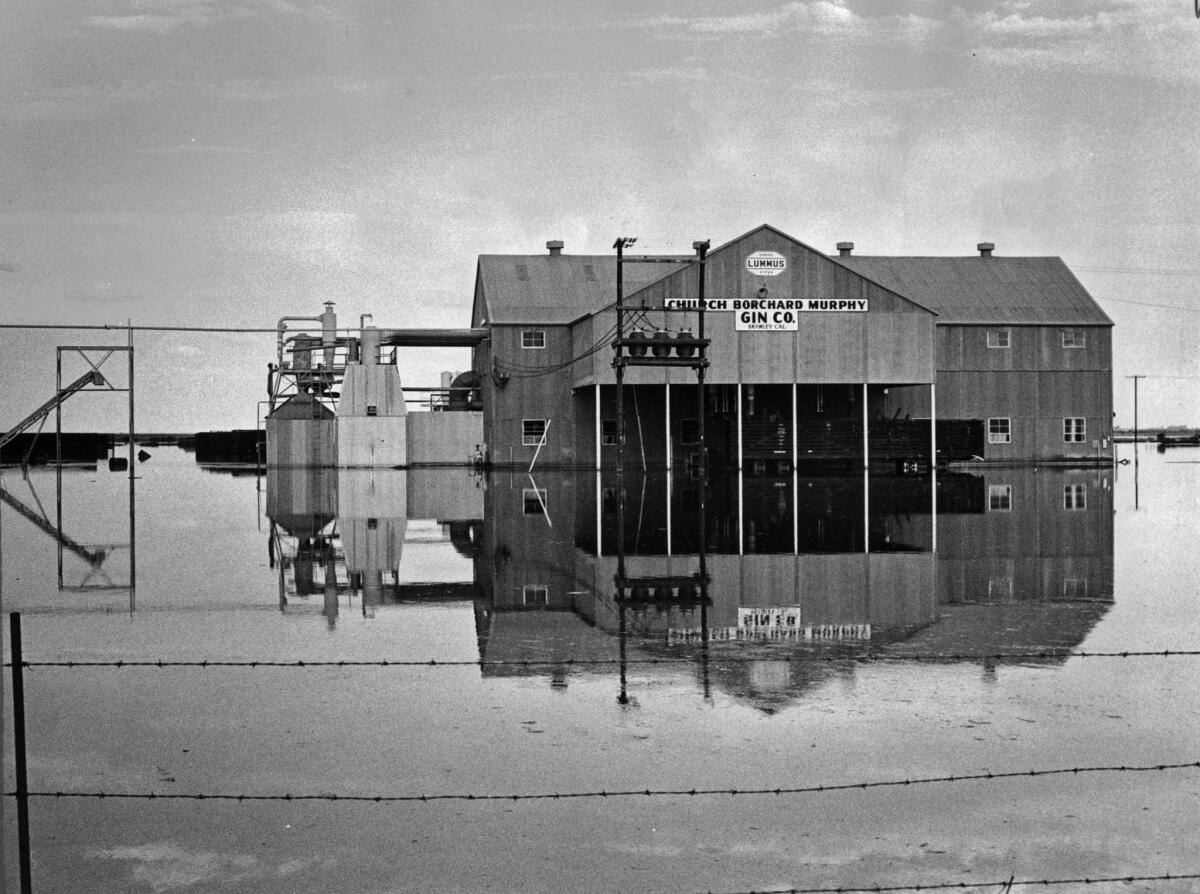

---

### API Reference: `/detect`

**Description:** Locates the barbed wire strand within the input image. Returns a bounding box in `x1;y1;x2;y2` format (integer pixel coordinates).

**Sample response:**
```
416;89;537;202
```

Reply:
6;650;1200;670
704;870;1200;894
6;761;1197;805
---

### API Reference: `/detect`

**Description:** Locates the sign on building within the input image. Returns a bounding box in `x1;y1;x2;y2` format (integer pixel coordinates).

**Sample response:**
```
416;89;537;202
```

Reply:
745;251;788;276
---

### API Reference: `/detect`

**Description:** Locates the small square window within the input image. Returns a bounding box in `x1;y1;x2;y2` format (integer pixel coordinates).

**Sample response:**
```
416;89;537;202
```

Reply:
521;330;546;349
1061;329;1086;348
514;263;528;282
601;419;618;446
522;419;547;446
523;585;548;606
1063;417;1086;443
987;417;1011;444
680;418;700;445
987;329;1011;349
522;487;548;515
1064;484;1087;510
988;484;1012;512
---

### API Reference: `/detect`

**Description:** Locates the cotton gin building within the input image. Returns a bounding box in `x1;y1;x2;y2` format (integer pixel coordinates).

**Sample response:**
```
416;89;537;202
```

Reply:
469;225;1112;470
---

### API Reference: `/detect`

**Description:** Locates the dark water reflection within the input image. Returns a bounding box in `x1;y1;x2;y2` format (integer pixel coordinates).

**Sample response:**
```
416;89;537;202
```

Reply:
253;460;1115;709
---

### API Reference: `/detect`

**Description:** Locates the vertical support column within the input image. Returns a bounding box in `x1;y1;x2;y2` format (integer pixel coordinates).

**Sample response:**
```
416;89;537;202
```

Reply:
665;382;672;554
595;470;603;557
665;384;672;472
792;382;799;554
736;383;744;472
56;349;63;588
931;382;938;553
694;239;710;584
614;239;627;583
128;328;137;608
863;384;870;554
594;384;601;472
862;382;869;471
11;612;33;894
737;383;744;555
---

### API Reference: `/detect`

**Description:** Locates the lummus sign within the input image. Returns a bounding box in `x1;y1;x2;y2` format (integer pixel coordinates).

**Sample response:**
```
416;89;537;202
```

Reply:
745;251;787;276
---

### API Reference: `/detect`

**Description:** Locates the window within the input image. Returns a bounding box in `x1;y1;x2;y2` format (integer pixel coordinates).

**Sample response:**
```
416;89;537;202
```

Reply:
680;418;700;445
522;487;548;515
987;328;1011;349
1061;329;1086;348
521;330;546;349
1064;484;1087;510
522;419;547;446
601;419;618;446
1063;417;1086;443
523;585;548;606
988;484;1012;512
988;417;1011;444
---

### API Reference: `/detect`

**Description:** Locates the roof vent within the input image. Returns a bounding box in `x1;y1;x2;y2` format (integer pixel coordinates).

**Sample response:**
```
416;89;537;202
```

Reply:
977;242;995;257
546;240;563;256
836;241;854;257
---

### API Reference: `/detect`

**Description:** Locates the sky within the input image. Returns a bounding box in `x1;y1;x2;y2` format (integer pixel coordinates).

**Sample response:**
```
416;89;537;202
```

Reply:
2;0;1199;431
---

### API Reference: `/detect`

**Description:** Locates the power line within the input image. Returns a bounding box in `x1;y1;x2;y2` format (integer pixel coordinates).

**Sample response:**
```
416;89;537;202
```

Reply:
1095;296;1200;312
7;760;1197;805
1076;264;1200;277
0;324;279;333
707;871;1200;894
8;650;1200;669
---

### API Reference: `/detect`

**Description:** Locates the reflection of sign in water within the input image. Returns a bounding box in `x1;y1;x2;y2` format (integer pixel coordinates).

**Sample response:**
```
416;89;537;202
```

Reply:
667;623;871;644
739;606;802;629
745;251;787;276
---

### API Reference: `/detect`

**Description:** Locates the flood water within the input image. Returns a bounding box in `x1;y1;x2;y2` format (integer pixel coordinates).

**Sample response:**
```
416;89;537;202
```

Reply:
2;445;1198;893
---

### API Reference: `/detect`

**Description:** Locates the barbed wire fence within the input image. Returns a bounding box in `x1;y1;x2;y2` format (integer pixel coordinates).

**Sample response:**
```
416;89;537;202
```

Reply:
7;612;1200;894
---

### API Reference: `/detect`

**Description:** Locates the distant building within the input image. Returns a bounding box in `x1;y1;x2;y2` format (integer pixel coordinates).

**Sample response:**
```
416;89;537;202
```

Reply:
470;224;1113;468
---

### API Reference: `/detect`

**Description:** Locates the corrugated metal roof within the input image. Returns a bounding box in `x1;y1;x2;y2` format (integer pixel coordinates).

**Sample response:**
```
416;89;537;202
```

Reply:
477;254;688;325
836;256;1113;326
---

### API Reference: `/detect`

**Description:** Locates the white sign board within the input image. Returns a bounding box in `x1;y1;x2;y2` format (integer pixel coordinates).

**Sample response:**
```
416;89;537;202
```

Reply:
665;297;868;313
745;251;787;276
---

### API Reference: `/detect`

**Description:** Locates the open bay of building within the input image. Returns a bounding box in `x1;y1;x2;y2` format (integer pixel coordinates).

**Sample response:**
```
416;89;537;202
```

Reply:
2;445;1198;893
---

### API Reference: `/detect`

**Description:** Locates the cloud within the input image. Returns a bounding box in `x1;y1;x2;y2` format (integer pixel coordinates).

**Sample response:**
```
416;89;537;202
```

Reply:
628;66;710;84
79;0;336;35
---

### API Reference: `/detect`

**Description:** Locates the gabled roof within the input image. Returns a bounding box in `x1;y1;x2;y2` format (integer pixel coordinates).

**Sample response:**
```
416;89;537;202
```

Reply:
476;254;688;325
837;256;1113;326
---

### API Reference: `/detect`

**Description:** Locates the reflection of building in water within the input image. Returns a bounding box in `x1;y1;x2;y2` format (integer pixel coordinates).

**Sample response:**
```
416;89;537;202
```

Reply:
476;466;1113;708
266;467;483;627
888;467;1114;666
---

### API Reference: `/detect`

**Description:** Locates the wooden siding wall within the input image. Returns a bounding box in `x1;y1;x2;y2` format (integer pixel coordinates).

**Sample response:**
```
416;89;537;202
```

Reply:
935;324;1112;460
485;324;580;466
937;325;1112;373
573;232;935;388
406;411;483;466
265;417;336;467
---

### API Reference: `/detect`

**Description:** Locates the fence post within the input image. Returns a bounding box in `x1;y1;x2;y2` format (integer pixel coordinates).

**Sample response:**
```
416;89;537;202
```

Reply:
10;611;33;893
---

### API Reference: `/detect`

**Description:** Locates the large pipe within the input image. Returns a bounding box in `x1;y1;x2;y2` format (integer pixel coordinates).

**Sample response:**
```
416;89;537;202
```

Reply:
320;301;337;369
379;329;489;348
276;315;324;364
